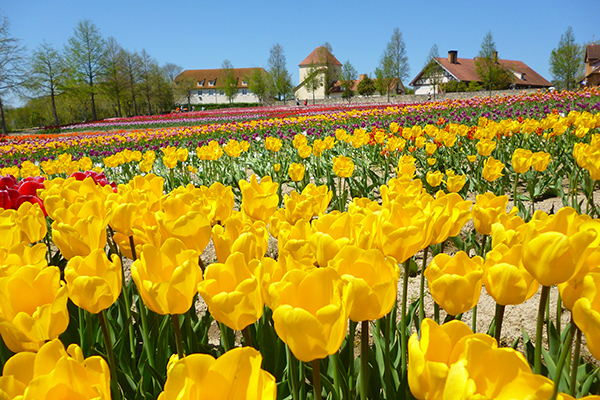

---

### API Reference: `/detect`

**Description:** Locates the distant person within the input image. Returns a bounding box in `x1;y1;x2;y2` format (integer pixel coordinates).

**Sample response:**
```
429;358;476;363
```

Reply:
304;99;307;106
296;98;300;106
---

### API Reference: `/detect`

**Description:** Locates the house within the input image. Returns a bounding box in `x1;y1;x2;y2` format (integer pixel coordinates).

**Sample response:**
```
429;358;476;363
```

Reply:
294;46;343;101
583;44;600;87
410;50;552;95
294;46;404;101
174;68;268;105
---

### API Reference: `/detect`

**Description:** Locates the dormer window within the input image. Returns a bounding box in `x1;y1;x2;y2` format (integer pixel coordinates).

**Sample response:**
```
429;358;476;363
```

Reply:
197;79;205;86
242;80;248;86
208;79;216;86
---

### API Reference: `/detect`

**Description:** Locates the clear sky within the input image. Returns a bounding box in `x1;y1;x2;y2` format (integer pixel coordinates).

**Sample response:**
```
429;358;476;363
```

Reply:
2;0;597;106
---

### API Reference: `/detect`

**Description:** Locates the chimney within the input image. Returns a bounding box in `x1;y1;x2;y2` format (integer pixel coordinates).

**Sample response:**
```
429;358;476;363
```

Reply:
448;50;457;64
493;51;498;62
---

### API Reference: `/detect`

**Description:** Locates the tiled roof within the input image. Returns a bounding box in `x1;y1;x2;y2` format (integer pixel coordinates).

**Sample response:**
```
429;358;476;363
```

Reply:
410;55;551;88
586;44;600;62
174;68;268;88
299;46;343;67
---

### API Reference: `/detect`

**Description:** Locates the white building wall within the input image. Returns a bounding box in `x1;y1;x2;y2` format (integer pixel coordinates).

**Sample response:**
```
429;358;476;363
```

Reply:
181;89;261;105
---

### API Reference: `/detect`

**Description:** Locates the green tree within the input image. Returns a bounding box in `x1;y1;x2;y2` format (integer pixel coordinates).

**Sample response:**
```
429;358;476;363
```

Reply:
247;68;271;105
475;31;513;93
64;19;106;121
317;43;339;98
375;52;395;101
357;74;376;97
340;60;358;103
139;49;157;115
0;15;28;134
100;37;127;118
382;28;409;91
221;59;238;104
305;64;322;104
174;75;196;110
422;44;443;99
549;26;584;91
28;42;65;125
268;43;294;103
122;50;142;116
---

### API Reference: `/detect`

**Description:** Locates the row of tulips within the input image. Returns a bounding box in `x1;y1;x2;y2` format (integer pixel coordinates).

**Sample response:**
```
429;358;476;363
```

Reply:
1;166;600;399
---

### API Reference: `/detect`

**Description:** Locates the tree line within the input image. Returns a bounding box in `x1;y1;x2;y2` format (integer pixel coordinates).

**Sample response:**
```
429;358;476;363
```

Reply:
0;17;181;134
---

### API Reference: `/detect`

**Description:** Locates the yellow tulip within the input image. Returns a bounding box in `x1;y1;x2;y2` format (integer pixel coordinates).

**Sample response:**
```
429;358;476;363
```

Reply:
572;272;600;360
0;266;69;353
445;170;466;193
301;183;332;216
329;246;399;321
473;192;512;236
239;175;279;223
156;195;212;254
212;214;269;263
64;248;123;314
483;244;538;305
298;144;312;159
0;209;22;250
531;151;551;172
131;238;202;315
425;171;443;187
511;148;533;174
0;339;110;399
522;207;597;286
377;202;427;263
288;162;306;182
16;202;47;244
197;252;263;331
0;242;47;277
476;138;497;156
269;267;351;362
425;251;484;316
482;156;504;182
158;347;276;400
265;137;282;152
333;155;354;178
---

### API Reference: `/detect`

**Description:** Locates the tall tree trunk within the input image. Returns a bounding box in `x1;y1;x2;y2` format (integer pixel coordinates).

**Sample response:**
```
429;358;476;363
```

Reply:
0;97;7;136
50;88;59;126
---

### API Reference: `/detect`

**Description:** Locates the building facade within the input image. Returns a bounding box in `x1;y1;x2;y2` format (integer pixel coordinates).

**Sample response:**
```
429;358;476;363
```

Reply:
174;68;268;105
410;50;552;95
294;46;343;101
584;44;600;88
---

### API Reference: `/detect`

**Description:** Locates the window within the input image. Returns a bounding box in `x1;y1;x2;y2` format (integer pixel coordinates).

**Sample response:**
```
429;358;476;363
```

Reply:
241;89;248;95
241;80;248;86
208;79;216;86
197;79;205;86
197;90;203;96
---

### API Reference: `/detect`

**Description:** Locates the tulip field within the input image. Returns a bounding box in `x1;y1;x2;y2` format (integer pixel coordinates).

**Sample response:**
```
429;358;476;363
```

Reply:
2;88;600;399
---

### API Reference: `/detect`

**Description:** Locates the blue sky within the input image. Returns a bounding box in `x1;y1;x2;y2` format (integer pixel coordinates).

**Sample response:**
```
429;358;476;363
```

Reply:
2;0;597;105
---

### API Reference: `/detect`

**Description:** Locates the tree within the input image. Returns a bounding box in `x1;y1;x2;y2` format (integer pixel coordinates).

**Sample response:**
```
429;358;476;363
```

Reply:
0;15;28;135
138;49;164;115
100;37;127;117
305;64;322;104
221;59;238;104
340;60;358;103
162;63;183;82
375;52;396;101
422;44;443;99
317;43;339;98
174;75;196;110
549;26;584;91
268;44;294;103
28;42;64;125
382;28;409;91
357;74;376;97
247;68;271;105
122;50;142;116
475;31;513;94
64;19;106;121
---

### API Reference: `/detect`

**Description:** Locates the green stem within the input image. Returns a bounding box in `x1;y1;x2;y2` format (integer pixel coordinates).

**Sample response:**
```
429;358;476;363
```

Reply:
419;246;429;327
242;326;252;347
171;314;184;359
99;310;121;400
137;296;155;369
286;346;300;400
569;327;582;396
219;322;234;352
535;286;550;374
360;320;370;400
129;235;137;261
472;305;478;333
434;302;440;324
513;171;520;207
348;320;356;393
401;259;410;376
330;352;343;400
556;293;562;334
552;320;576;400
312;359;322;400
494;304;506;344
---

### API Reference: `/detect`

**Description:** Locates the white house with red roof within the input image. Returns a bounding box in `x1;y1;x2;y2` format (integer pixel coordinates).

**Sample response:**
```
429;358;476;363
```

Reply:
294;46;343;101
410;50;552;95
